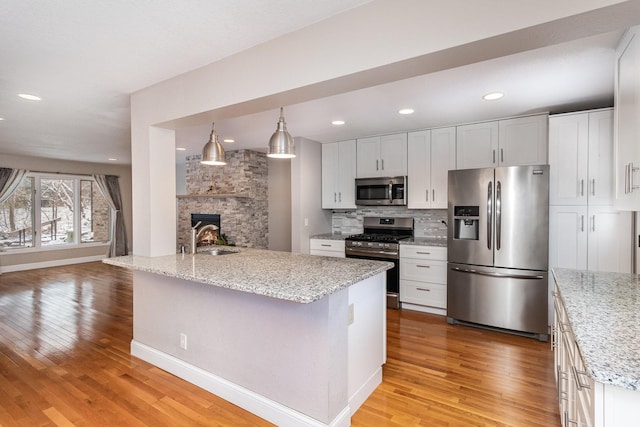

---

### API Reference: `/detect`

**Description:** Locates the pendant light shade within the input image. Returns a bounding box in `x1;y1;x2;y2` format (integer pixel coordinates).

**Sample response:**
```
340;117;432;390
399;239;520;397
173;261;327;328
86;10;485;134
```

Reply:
201;122;226;165
267;107;295;158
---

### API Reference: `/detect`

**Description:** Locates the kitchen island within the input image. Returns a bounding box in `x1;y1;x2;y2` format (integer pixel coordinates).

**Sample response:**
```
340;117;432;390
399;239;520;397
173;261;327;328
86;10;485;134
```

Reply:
552;268;640;426
104;248;392;427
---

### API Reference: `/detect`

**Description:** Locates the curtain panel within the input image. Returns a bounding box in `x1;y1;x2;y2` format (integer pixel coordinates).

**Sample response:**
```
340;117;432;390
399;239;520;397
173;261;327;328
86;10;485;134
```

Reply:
0;168;27;204
94;174;128;257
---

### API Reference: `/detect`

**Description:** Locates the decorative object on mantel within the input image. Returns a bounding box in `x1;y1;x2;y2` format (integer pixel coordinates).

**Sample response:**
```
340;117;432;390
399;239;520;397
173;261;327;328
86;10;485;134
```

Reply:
267;107;295;159
201;122;226;165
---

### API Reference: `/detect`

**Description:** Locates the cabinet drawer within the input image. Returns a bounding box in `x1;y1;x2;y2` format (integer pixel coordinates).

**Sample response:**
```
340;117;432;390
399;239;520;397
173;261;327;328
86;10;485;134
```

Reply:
310;239;345;253
400;245;447;260
400;280;446;308
400;258;446;282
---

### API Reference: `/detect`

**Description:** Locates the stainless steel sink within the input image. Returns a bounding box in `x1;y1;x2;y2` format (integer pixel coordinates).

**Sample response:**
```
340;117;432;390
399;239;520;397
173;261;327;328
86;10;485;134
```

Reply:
199;249;238;256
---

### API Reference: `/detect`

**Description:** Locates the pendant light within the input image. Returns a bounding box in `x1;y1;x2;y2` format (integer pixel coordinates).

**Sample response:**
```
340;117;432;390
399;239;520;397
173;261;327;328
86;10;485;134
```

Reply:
201;122;226;165
267;107;295;158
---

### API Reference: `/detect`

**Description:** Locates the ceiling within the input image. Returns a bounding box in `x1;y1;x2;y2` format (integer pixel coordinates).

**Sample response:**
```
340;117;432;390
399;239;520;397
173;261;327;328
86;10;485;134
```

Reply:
0;1;635;166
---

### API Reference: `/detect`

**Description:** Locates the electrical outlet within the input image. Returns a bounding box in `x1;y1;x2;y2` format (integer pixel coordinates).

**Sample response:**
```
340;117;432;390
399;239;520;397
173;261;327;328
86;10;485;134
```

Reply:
348;304;354;325
180;333;187;350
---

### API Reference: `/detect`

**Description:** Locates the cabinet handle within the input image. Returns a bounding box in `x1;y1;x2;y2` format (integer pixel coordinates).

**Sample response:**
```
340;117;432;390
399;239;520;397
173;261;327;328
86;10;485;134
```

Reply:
426;189;429;202
492;149;496;164
416;251;431;255
416;264;431;268
625;163;631;194
321;244;331;247
591;178;595;196
338;192;342;202
416;287;431;292
591;215;595;232
571;366;591;391
432;189;435;202
500;148;504;163
580;215;584;232
580;179;584;196
334;193;337;203
564;411;578;426
376;159;379;171
632;163;640;191
381;159;384;170
559;322;571;333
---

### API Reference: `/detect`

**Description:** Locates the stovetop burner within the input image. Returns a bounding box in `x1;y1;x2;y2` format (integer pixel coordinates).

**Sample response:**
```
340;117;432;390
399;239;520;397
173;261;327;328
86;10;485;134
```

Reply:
346;233;411;243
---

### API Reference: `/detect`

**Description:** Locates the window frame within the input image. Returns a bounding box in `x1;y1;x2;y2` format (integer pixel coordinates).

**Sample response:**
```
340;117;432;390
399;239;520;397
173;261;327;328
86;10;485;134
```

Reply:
1;172;112;251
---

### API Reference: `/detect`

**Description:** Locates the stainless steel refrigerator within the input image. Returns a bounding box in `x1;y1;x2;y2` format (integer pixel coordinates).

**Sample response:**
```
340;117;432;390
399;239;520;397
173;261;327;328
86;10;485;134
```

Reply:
447;165;549;341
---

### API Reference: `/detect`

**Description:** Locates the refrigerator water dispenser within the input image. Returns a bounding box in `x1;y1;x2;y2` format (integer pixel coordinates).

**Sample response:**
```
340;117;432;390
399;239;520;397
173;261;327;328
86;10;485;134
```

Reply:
453;206;479;240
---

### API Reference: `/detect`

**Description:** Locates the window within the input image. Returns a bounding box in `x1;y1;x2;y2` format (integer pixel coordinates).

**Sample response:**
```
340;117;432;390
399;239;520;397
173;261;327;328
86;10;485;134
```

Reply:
0;174;111;249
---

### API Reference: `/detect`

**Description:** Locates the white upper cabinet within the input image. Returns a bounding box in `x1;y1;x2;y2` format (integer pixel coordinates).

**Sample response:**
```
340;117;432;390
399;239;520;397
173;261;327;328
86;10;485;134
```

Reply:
456;121;499;169
615;26;640;210
321;140;356;209
407;127;456;209
456;114;548;170
356;133;407;178
549;109;614;206
499;115;548;166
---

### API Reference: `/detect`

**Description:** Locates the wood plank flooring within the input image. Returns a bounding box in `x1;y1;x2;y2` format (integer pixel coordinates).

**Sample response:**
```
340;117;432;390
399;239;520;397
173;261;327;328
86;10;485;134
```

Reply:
0;262;560;426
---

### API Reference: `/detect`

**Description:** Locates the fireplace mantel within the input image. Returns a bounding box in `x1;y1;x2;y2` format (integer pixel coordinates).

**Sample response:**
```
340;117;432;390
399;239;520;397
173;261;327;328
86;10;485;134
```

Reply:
176;194;251;199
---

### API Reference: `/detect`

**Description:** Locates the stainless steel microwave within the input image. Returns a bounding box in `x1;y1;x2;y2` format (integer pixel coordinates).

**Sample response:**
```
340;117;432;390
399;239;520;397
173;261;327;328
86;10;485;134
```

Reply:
355;176;407;206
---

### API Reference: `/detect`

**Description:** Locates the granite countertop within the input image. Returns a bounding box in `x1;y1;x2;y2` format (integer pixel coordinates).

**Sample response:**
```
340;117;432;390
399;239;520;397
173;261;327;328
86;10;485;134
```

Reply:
402;237;447;247
103;247;392;304
552;268;640;391
310;233;348;241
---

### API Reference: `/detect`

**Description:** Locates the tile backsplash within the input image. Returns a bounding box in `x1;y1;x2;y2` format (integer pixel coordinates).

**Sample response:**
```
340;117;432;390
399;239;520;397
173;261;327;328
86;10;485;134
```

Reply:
331;207;447;239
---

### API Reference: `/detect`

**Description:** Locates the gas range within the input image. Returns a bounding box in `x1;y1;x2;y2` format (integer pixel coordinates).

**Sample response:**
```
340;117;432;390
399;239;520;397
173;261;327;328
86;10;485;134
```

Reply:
344;217;414;257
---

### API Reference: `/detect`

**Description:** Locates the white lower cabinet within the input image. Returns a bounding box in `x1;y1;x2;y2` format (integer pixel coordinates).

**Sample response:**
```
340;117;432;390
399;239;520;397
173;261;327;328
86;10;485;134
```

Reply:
399;245;447;314
309;239;345;258
553;283;640;427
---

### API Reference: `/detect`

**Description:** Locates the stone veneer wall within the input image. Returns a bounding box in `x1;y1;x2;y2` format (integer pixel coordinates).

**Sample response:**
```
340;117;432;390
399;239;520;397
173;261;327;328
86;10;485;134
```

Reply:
330;207;448;239
177;150;268;250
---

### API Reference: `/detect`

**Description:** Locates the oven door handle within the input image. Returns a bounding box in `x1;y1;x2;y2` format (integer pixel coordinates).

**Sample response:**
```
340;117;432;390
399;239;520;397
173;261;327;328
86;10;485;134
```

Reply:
345;248;399;259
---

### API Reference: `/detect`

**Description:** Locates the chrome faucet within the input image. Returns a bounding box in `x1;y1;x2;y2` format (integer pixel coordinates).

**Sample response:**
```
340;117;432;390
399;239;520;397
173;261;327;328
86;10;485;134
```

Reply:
191;222;220;254
191;221;202;254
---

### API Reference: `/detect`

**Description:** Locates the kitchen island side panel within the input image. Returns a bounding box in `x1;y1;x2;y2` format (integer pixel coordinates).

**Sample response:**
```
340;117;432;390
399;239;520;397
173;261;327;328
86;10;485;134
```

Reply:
132;270;350;424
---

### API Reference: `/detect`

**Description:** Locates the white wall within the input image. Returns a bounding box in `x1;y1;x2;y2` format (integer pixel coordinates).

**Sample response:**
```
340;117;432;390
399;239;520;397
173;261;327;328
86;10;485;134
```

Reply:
268;158;292;252
291;138;331;254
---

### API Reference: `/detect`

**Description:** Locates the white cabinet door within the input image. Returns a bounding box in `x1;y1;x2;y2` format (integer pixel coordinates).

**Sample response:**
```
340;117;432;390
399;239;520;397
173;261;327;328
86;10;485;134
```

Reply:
379;133;407;177
456;121;499;169
356;136;381;178
407;130;431;209
549;205;588;270
337;140;357;208
322;140;356;209
587;206;632;273
321;142;339;208
498;115;548;166
430;127;456;208
549;113;589;205
588;109;615;206
615;28;640;210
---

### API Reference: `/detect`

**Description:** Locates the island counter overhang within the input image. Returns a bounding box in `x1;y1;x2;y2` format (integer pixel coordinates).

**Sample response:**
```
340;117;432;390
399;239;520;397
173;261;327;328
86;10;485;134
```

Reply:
103;248;392;427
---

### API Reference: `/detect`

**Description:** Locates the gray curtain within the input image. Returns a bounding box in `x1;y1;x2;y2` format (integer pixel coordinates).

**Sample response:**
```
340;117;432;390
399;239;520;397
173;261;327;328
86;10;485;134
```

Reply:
93;174;128;257
0;168;27;204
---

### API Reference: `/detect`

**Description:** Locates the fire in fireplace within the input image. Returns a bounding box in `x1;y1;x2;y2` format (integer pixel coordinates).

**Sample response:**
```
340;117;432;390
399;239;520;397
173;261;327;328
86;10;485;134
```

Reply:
191;214;221;247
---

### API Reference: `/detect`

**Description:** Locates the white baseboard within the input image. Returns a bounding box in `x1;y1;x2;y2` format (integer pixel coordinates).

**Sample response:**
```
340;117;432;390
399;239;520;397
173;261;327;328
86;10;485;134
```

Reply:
131;340;352;427
0;254;106;273
401;303;446;316
349;367;382;417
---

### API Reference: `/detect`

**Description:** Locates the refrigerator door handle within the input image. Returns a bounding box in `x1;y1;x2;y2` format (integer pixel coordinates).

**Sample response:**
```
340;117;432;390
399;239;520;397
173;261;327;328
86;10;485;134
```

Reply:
496;180;502;251
450;266;544;280
487;181;493;250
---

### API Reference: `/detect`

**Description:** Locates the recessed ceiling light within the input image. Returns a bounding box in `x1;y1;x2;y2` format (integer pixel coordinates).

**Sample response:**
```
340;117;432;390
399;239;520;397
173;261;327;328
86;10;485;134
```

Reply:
18;93;42;101
331;120;345;126
223;138;235;143
483;92;504;100
0;118;4;121
108;158;117;161
398;108;414;115
176;147;186;151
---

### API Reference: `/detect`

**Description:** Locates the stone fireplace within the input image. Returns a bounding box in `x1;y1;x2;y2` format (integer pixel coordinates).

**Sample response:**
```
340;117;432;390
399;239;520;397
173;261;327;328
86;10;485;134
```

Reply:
177;150;268;251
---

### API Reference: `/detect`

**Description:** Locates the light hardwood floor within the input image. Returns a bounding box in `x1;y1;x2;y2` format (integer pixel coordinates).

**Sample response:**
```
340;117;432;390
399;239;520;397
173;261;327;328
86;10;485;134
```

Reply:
0;262;560;426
